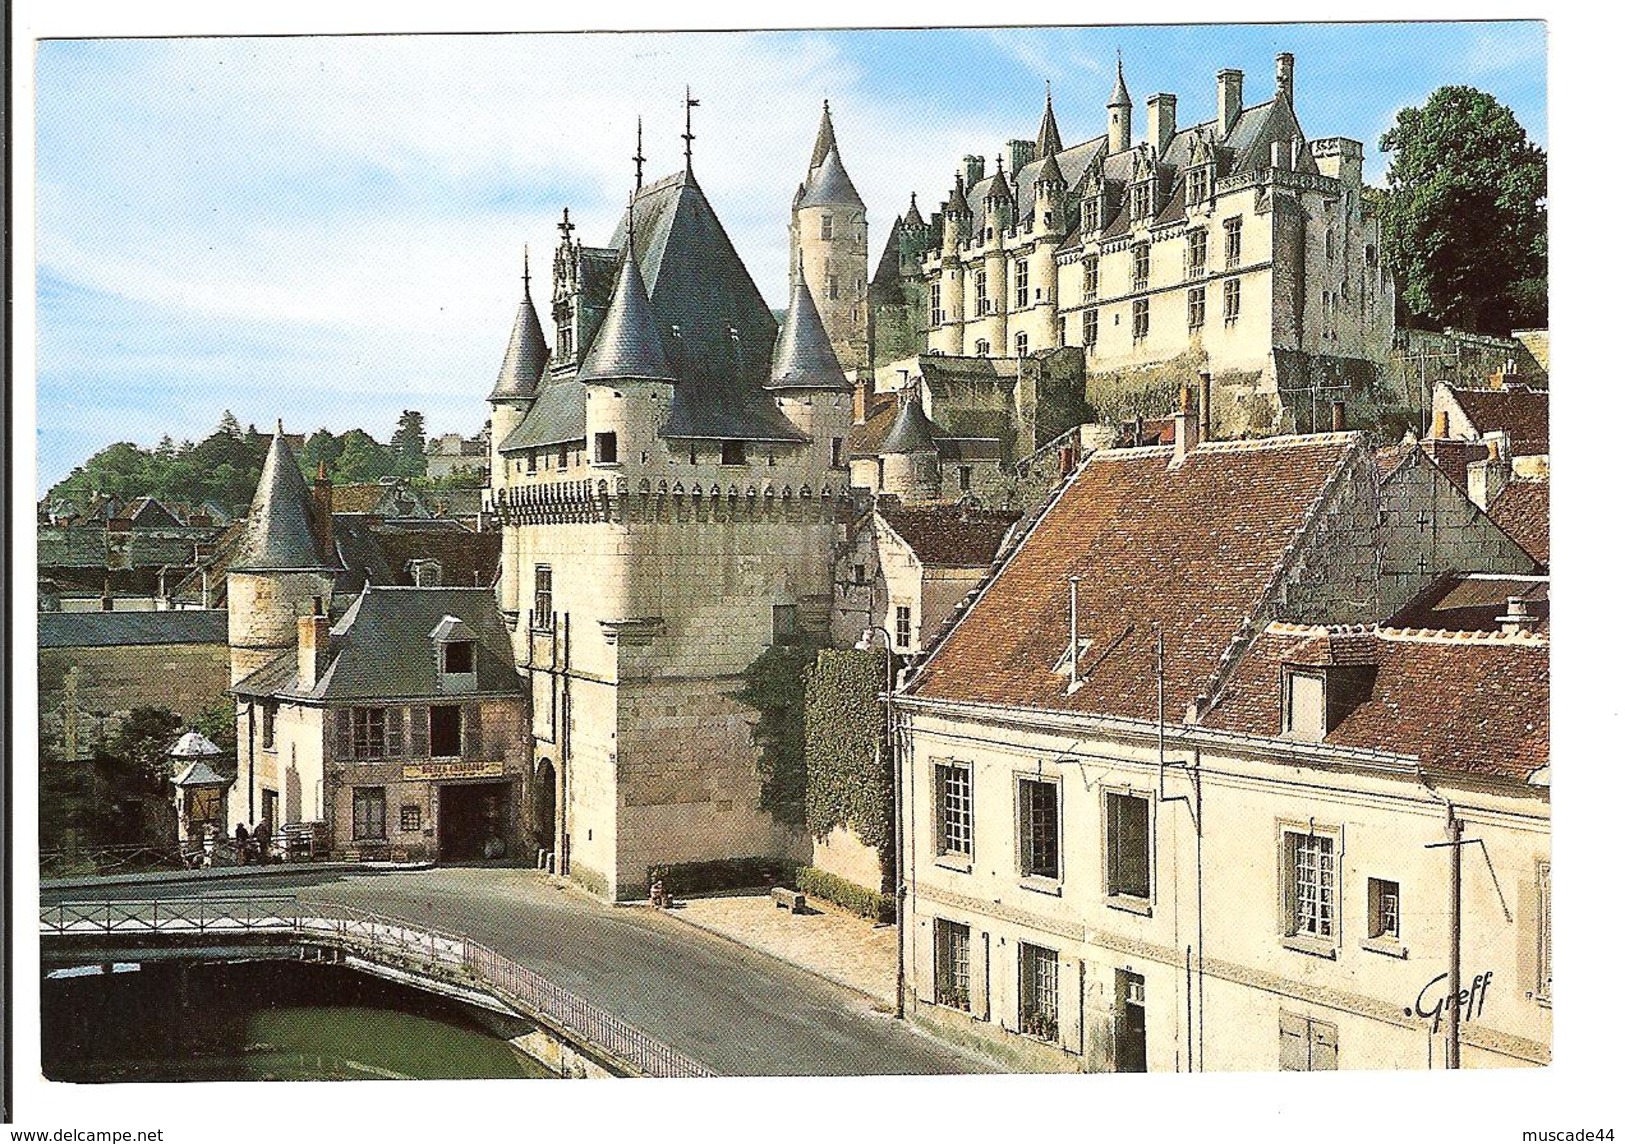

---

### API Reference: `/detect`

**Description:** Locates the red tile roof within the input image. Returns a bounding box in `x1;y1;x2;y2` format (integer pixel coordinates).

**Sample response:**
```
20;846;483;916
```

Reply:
1203;623;1549;781
1489;479;1550;565
848;393;900;457
1446;384;1549;455
909;434;1359;720
879;506;1021;568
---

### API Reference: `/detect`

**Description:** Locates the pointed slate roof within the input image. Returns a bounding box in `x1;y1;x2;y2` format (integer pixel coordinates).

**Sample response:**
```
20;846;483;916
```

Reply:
767;270;848;391
903;193;926;229
1036;89;1063;158
488;278;548;402
174;759;232;788
807;101;837;176
984;159;1014;203
869;218;909;307
231;428;335;573
1034;152;1064;189
800;138;864;209
576;241;674;384
1109;59;1131;108
879;393;944;455
945;174;971;218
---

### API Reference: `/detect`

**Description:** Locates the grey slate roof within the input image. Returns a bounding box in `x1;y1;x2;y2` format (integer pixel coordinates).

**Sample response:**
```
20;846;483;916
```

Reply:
1109;61;1131;108
869;218;909;307
39;609;228;649
879;394;946;455
945;175;971;218
500;379;589;451
983;160;1014;204
1036;92;1064;159
903;194;926;230
488;286;549;401
174;759;232;787
231;429;336;573
232;585;522;703
799;141;863;209
575;244;675;384
766;271;849;391
806;101;837;177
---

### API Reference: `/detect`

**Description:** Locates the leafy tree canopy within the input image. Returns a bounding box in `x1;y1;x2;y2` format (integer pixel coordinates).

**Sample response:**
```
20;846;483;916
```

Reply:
1378;85;1546;335
390;410;428;478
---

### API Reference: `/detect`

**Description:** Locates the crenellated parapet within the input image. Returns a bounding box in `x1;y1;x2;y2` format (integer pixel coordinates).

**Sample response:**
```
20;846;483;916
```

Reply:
493;476;857;527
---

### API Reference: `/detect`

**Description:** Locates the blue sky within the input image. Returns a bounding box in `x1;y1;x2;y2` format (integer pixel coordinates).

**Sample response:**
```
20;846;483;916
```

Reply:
33;22;1546;492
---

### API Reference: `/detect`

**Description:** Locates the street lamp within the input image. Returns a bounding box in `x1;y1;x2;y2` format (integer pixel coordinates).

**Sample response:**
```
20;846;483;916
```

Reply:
855;626;906;1020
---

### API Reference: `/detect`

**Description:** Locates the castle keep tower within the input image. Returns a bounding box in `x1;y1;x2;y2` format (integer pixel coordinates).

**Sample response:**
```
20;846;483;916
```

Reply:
789;102;869;373
492;128;853;900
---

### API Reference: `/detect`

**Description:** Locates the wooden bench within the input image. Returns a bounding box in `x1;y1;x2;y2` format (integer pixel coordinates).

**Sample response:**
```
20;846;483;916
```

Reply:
770;886;806;914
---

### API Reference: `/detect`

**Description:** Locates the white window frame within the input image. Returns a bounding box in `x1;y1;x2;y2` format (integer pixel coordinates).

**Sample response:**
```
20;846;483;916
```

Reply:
1280;821;1341;957
934;759;974;866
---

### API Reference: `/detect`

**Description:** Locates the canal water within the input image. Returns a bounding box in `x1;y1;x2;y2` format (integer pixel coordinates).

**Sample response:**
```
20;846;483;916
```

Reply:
42;959;554;1082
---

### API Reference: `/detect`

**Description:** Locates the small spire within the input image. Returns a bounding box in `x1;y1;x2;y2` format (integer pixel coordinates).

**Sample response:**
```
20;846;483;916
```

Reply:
522;244;531;297
275;418;284;435
682;87;699;172
316;459;328;482
1109;50;1131;108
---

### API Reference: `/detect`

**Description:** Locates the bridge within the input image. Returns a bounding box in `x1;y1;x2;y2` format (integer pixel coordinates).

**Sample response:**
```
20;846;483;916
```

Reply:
42;895;712;1078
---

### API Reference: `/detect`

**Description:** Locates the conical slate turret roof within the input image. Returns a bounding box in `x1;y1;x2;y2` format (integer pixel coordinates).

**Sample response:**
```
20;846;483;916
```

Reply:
1036;88;1064;158
575;242;675;384
1109;59;1131;108
799;139;863;209
879;393;944;455
945;174;971;218
1034;152;1065;189
232;427;335;573
807;100;837;177
488;278;548;402
903;192;926;230
984;159;1014;203
767;269;848;391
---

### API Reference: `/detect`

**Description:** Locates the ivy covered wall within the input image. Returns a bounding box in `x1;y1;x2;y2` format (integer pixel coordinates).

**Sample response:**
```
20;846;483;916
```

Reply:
804;649;893;892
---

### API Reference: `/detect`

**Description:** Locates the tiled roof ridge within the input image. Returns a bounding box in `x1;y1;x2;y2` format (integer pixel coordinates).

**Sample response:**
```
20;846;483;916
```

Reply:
1192;435;1362;715
1093;432;1361;465
1376;626;1549;647
1264;621;1378;637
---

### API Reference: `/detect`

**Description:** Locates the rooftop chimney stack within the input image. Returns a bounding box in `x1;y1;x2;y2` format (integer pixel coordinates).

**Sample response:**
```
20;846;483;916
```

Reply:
854;375;876;424
1331;400;1347;432
1217;69;1243;135
1430;409;1450;440
312;460;334;561
1171;385;1200;468
1198;370;1213;443
298;596;332;691
1147;93;1177;154
1275;52;1295;108
1498;596;1538;636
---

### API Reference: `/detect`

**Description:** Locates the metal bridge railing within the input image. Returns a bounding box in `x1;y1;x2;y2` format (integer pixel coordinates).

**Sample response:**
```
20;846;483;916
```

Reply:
40;897;715;1079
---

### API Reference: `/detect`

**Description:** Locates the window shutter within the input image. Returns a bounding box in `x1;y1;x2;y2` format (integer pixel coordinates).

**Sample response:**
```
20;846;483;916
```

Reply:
385;707;403;756
409;706;430;758
1279;1011;1310;1071
463;703;482;758
334;708;353;760
1308;1019;1338;1071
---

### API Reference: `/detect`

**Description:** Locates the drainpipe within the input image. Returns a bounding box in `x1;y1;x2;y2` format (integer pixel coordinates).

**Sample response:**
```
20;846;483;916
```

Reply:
1446;810;1463;1069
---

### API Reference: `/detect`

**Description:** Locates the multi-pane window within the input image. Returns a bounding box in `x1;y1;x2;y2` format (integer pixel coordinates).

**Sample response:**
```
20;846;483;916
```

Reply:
1132;299;1150;342
400;804;422;832
1082;199;1100;233
534;565;553;631
1131;182;1152;220
975;271;988;315
930;283;943;326
1080;308;1099;348
1081;256;1099;301
262;702;277;749
1368;878;1400;940
1015;332;1029;357
1106;791;1151;899
353;787;386;841
1015;260;1030;308
1132;244;1150;291
1223;278;1242;325
935;920;972;1011
1224;216;1243;267
354;707;389;760
1019;778;1061;880
1019;943;1060;1041
1186;229;1208;279
895;604;913;649
1287;830;1336;939
1188;166;1209;205
935;761;972;858
821;214;833;241
973;339;991;357
1187;287;1206;330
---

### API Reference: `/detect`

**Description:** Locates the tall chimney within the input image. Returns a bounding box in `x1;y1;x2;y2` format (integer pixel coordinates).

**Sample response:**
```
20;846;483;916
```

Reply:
312;459;334;561
1498;596;1538;636
1217;69;1243;135
1147;93;1177;155
1171;385;1200;468
1275;52;1295;107
1331;400;1347;432
854;376;875;424
960;155;985;187
1431;408;1449;440
1198;370;1213;443
298;596;331;691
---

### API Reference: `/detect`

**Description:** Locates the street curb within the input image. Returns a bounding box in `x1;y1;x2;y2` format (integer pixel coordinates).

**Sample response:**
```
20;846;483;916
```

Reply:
42;860;437;893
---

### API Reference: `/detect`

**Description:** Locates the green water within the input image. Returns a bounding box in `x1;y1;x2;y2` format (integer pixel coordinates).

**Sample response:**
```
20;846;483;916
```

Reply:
43;959;553;1082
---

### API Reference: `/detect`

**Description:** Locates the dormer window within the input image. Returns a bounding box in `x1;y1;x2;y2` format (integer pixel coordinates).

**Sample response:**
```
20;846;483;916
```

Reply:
431;615;477;694
443;640;474;675
1188;165;1210;206
1082;199;1100;233
1131;181;1153;221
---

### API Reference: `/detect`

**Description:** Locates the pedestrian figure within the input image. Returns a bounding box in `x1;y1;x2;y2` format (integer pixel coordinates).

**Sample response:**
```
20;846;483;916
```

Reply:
234;822;249;861
254;818;273;864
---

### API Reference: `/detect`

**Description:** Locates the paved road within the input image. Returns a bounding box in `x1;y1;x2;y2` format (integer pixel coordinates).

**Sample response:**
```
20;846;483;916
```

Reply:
42;866;993;1077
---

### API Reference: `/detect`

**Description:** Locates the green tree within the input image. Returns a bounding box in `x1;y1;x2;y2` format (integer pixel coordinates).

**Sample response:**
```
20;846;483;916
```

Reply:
301;428;342;478
1378;86;1547;335
332;428;394;484
216;409;243;440
390;410;429;478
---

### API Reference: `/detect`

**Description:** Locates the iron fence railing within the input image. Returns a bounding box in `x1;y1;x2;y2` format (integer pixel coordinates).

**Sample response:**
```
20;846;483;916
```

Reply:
40;897;714;1079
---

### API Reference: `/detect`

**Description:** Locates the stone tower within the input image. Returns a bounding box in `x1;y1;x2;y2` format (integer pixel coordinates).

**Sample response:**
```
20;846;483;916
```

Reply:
789;102;869;373
1108;58;1133;154
492;157;853;900
486;250;549;614
226;425;336;827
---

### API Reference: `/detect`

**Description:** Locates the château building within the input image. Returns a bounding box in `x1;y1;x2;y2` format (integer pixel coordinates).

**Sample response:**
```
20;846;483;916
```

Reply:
788;102;869;374
912;52;1395;439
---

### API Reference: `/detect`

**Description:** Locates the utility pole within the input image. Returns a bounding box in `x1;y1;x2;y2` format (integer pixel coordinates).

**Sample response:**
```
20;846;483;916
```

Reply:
1424;812;1467;1068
